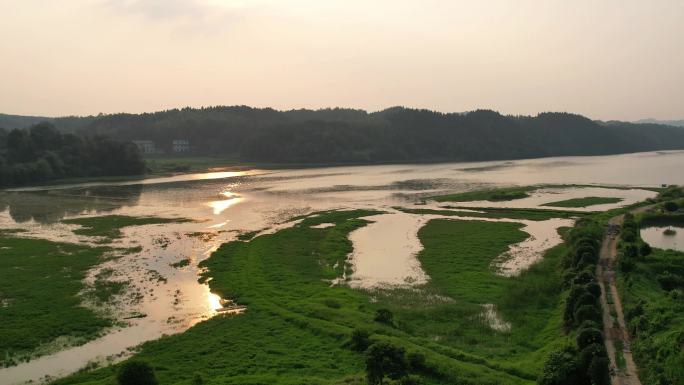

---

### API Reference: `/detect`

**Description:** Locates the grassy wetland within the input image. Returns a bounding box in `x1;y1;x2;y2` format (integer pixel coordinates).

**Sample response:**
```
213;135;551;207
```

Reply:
0;156;679;385
0;235;112;367
51;208;575;385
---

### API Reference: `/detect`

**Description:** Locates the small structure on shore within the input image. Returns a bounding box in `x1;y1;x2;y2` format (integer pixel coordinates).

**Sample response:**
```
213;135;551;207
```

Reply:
132;140;157;154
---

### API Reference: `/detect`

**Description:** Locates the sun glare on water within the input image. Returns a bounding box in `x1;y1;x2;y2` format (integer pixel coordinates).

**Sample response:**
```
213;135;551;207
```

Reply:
208;192;243;215
208;292;224;311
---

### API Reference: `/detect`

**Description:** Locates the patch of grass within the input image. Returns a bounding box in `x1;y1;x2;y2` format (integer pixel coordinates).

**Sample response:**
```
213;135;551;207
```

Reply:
541;197;623;208
54;211;570;385
400;220;571;372
89;271;127;304
0;228;28;234
144;156;241;174
614;340;626;371
62;215;192;239
236;230;260;241
170;258;191;268
0;235;112;367
618;248;684;385
397;206;585;221
433;186;535;203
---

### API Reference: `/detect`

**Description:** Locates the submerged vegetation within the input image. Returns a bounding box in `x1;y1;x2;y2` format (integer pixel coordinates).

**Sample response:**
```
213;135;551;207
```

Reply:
397;206;585;221
0;235;112;367
54;209;576;385
5;183;679;384
62;215;192;240
432;186;535;203
541;197;623;208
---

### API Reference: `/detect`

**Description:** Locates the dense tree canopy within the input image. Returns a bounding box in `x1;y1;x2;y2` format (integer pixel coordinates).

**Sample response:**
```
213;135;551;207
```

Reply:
36;106;684;164
3;106;684;173
0;123;145;187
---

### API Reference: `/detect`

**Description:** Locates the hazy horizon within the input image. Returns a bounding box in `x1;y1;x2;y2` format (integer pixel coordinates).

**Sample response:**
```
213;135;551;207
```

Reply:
1;0;683;121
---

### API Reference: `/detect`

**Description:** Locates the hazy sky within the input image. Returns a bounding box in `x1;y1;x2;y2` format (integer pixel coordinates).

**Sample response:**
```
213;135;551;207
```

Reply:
1;0;682;120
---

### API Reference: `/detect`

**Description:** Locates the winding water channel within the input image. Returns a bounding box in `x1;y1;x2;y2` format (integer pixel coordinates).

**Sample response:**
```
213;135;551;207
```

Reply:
1;150;683;384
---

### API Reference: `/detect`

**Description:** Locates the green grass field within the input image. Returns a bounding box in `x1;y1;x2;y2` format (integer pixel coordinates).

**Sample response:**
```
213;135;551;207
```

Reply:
0;235;112;367
53;210;570;385
541;197;623;208
62;215;192;239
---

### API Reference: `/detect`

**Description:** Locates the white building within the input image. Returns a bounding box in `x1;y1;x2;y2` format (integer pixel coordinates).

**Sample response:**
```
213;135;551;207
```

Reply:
132;140;156;154
172;139;190;153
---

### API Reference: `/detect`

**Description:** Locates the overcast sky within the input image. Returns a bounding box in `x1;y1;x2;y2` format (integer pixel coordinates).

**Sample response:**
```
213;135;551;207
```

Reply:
1;0;682;120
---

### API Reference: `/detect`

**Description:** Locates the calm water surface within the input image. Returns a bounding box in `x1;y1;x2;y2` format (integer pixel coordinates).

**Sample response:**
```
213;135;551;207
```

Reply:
641;225;684;252
1;150;682;384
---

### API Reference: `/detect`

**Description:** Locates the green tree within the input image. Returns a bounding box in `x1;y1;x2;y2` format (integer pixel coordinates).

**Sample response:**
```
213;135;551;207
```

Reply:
117;361;158;385
374;308;394;325
538;346;580;385
576;328;603;350
587;356;610;385
350;329;372;352
664;201;679;212
366;342;408;385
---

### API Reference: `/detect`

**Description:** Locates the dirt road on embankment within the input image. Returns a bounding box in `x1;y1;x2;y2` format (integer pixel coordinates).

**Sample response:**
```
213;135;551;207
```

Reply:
597;207;651;385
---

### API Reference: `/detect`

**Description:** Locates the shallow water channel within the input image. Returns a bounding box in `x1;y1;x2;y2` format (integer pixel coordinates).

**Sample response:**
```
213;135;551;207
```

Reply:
0;150;681;384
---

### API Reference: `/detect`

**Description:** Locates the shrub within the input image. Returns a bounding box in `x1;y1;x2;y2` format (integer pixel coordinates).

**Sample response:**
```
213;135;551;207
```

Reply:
407;352;426;372
621;229;637;243
565;286;594;324
585;282;601;298
588;356;610;385
578;320;601;331
657;271;684;291
350;329;372;352
573;293;598;314
399;375;423;385
573;245;597;266
664;201;679;212
574;305;602;325
538;346;580;385
578;343;607;371
572;270;596;286
374;308;394;325
576;328;603;349
619;257;635;273
323;298;341;309
192;374;204;385
623;244;639;259
639;242;652;257
117;361;158;385
366;342;408;385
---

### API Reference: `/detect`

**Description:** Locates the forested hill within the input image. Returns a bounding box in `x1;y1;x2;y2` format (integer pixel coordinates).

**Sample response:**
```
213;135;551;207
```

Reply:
4;107;684;165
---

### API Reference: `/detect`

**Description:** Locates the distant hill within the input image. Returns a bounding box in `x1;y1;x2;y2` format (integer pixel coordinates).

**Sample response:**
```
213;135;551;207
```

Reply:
635;118;684;127
0;113;52;129
0;113;94;132
3;106;684;165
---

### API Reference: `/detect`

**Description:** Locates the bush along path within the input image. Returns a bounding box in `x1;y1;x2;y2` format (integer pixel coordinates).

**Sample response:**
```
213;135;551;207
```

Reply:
597;210;646;385
538;219;611;385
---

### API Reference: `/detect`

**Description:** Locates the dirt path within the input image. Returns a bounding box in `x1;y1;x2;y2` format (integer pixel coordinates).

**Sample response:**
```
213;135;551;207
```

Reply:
597;210;646;385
